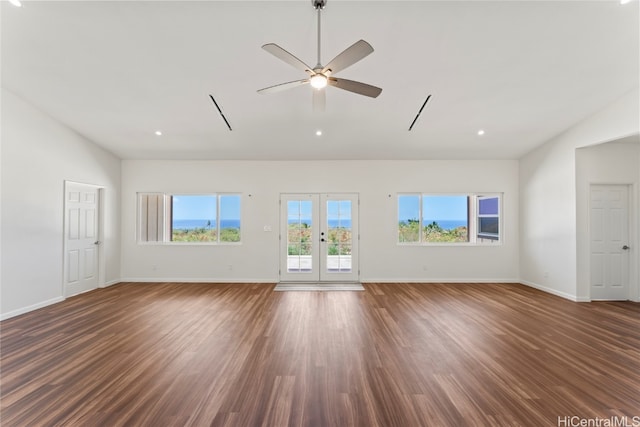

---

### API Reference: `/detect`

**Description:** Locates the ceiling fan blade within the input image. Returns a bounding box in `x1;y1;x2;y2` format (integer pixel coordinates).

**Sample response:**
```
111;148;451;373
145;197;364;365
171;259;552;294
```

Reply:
257;79;309;95
328;77;382;98
262;43;314;75
322;40;374;75
312;89;326;112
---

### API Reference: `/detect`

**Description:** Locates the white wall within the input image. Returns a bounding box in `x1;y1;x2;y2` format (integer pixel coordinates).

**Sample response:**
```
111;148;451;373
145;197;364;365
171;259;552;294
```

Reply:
1;89;121;319
121;159;519;283
519;88;640;300
576;138;640;301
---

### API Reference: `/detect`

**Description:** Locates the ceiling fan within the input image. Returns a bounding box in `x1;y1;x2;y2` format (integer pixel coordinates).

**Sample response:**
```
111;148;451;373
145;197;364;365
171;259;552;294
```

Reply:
257;0;382;111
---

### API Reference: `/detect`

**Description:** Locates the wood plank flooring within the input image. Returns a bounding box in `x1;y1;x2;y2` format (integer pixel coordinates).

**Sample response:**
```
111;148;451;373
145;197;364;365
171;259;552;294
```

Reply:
1;282;639;426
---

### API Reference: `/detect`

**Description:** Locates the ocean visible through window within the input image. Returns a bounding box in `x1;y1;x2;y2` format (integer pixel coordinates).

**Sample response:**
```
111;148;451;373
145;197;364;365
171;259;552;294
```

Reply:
137;193;241;243
398;193;501;245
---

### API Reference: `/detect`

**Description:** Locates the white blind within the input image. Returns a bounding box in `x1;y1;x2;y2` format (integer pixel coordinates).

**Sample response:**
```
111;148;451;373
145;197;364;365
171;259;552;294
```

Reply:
139;193;164;242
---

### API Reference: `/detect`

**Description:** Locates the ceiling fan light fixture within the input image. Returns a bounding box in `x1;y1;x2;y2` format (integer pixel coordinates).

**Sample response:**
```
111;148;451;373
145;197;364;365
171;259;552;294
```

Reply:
310;74;328;89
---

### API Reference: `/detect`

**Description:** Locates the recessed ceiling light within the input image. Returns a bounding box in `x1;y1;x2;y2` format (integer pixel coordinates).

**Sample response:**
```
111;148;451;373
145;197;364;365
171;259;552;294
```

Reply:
8;0;22;7
315;130;322;136
477;129;485;136
154;130;162;136
620;0;631;4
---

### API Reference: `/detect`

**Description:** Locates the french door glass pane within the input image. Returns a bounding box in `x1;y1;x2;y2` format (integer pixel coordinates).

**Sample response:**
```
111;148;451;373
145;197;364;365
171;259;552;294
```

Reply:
326;200;352;272
287;200;313;272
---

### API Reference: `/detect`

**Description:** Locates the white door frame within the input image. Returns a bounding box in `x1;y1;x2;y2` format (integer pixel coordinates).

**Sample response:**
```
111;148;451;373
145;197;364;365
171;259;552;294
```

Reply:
63;181;105;297
588;184;635;301
279;193;359;283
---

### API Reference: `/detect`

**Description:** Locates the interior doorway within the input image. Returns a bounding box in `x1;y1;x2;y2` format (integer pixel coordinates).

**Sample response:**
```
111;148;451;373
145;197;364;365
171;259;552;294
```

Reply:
590;184;631;300
64;181;101;297
280;193;359;283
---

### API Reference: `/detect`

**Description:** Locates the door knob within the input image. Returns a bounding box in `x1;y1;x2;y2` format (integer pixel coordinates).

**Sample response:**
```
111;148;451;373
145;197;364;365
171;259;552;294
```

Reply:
622;245;630;250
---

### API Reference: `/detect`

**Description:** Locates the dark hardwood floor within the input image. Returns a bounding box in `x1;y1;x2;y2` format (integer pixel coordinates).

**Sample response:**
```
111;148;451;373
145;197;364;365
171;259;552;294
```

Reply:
1;282;639;426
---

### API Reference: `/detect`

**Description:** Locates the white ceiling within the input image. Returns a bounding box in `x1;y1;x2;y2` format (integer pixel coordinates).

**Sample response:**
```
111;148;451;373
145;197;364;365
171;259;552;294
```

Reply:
2;0;638;160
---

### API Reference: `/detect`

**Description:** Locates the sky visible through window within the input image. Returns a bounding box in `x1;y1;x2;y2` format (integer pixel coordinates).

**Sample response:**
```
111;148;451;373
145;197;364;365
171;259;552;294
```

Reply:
398;195;468;222
423;196;467;222
173;195;240;221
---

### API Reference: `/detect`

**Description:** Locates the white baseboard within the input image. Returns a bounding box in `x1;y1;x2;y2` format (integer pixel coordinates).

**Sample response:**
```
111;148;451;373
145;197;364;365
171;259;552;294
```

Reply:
100;279;121;288
119;277;276;284
519;280;580;302
362;278;521;284
0;296;65;321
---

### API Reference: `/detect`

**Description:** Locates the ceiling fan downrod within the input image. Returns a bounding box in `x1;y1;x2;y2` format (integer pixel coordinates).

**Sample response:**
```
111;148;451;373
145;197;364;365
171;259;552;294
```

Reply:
313;0;326;68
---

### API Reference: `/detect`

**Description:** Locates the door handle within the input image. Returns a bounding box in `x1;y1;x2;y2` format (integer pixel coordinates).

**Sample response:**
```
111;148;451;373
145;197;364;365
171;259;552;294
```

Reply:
622;245;630;250
94;241;101;245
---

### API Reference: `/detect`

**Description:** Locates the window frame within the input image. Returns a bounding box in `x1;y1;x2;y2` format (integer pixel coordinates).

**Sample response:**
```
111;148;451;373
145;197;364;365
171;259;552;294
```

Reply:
137;192;242;245
397;193;502;246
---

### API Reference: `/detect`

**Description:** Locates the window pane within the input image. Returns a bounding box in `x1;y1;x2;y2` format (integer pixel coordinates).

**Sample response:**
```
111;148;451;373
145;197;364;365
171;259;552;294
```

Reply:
422;195;469;243
327;199;352;272
288;242;301;256
398;195;420;243
479;197;499;215
479;217;499;235
220;194;241;242
287;200;313;272
477;196;500;242
171;195;217;242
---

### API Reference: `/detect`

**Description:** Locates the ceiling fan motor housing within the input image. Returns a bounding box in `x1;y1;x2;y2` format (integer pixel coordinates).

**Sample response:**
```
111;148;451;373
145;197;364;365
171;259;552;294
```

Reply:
312;0;327;10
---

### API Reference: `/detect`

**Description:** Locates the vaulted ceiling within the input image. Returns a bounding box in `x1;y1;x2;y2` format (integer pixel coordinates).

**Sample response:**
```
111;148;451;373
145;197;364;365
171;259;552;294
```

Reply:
2;0;638;160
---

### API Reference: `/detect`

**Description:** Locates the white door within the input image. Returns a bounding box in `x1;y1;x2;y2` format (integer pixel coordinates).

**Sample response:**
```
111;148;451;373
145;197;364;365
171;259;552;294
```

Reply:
590;184;630;300
64;182;100;297
280;193;359;282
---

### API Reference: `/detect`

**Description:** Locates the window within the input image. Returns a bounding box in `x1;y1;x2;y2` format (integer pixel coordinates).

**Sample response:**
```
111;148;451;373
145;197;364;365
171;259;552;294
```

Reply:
138;193;241;243
398;193;502;244
477;196;500;242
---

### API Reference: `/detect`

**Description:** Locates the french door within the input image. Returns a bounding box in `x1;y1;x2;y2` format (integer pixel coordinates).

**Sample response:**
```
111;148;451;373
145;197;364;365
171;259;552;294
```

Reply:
280;193;359;282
